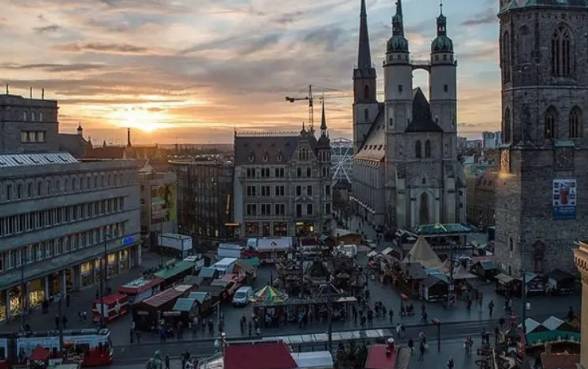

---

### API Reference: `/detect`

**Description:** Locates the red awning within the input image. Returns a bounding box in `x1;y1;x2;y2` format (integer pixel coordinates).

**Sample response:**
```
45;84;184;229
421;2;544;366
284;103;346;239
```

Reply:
365;344;397;369
30;346;50;362
224;342;297;369
94;293;128;305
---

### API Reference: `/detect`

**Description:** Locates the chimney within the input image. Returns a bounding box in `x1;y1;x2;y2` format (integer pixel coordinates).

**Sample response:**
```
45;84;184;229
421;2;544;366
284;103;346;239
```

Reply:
29;87;33;99
41;88;45;100
127;127;132;148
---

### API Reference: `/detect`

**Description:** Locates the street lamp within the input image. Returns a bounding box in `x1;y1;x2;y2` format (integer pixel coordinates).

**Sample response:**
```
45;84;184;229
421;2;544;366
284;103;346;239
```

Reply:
99;232;112;328
431;318;441;353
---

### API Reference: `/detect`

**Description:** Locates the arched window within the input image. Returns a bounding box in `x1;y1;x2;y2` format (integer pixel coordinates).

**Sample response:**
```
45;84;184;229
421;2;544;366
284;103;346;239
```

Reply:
502;31;511;82
415;141;422;159
364;85;370;100
419;193;430;225
544;107;557;139
503;108;512;143
552;25;573;77
569;107;582;139
425;140;432;158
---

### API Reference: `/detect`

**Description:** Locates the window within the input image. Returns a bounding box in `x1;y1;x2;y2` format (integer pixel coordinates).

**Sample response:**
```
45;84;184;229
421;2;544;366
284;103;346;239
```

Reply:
425;140;432;158
247;186;256;197
246;204;257;216
443;84;448;93
398;85;403;94
545;107;557;139
275;186;285;197
364;85;370;100
325;203;331;214
296;186;302;197
261;204;271;216
307;185;313;196
364;109;369;121
552;25;573;78
274;204;285;216
415;141;422;159
306;168;311;177
325;185;331;197
261;186;270;197
296;204;302;217
502;31;511;82
503;108;512;144
306;204;313;216
570;107;582;138
274;168;285;178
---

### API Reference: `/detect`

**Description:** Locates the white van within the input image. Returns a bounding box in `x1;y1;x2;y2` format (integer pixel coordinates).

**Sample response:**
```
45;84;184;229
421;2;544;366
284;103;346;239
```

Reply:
232;286;253;307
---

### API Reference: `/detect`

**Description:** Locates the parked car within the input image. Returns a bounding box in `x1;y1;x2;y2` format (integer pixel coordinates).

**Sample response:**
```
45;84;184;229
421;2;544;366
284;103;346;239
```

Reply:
232;286;253;307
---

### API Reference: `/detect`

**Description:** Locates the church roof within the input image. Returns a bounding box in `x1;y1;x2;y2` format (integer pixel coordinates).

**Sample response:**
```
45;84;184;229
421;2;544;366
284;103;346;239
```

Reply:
355;104;386;161
500;0;588;12
405;88;443;133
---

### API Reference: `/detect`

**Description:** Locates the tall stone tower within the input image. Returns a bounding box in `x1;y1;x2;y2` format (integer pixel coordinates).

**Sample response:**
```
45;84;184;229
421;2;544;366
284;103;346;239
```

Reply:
495;0;588;276
574;242;588;368
353;0;379;154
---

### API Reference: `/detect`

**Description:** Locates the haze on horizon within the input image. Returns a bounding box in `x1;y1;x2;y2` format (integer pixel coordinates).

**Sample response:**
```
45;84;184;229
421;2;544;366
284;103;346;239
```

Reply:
0;0;501;145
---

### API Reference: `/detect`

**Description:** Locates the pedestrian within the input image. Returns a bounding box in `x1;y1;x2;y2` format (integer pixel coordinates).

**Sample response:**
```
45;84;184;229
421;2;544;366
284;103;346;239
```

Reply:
62;315;68;329
130;328;134;343
467;299;472;310
408;338;414;354
83;311;87;321
488;300;494;317
389;309;394;324
256;326;261;337
395;323;401;337
55;315;60;330
419;341;426;361
447;357;455;369
165;355;170;369
421;311;428;323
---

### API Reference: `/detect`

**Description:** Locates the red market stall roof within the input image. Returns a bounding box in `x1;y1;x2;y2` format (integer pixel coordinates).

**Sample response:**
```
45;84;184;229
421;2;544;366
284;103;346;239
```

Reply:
365;344;397;369
224;342;297;369
30;346;50;361
93;293;127;305
118;277;163;295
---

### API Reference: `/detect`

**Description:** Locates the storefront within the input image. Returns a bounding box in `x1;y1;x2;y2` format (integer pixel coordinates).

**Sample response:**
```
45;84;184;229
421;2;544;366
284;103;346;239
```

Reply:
273;223;288;236
0;290;6;322
81;261;95;287
107;254;117;278
262;222;271;237
118;250;129;273
245;222;259;236
28;278;45;308
8;285;24;316
295;222;315;237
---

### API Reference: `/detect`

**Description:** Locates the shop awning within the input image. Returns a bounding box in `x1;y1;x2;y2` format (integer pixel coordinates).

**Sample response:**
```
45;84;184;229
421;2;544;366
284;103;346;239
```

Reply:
154;260;197;280
118;277;163;295
188;291;210;304
495;273;515;285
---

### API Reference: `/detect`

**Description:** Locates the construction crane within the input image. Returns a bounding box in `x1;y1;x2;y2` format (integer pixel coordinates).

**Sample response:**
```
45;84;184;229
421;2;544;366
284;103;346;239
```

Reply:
285;85;321;132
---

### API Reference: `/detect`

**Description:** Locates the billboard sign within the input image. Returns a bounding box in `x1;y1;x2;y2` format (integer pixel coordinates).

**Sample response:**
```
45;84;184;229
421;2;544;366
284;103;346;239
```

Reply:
553;179;576;220
151;184;177;224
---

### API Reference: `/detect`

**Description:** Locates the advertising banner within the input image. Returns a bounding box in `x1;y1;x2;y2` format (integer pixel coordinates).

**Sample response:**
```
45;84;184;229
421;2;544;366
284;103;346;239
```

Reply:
151;184;177;224
553;179;577;220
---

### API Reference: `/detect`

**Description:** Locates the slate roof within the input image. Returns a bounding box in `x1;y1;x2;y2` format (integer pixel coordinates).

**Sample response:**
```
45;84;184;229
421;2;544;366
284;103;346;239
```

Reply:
405;88;443;133
234;132;319;166
355;103;386;161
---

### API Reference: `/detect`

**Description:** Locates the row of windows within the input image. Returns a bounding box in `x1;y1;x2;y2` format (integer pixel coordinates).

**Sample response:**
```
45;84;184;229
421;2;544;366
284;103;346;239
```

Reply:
20;131;46;143
245;202;330;217
502;106;583;143
0;171;130;203
502;23;575;81
246;167;286;179
0;222;125;273
0;197;125;238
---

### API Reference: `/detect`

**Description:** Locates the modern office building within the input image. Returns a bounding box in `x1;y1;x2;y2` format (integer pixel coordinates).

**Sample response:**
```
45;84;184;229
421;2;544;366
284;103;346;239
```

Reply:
0;93;141;322
170;160;234;242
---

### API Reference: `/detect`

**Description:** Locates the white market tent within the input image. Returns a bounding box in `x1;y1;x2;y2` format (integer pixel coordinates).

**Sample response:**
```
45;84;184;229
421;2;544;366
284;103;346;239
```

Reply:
402;237;443;269
291;351;334;369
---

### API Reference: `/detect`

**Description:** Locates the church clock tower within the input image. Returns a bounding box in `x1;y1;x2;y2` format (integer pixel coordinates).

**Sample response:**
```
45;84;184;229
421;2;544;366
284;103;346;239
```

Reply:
494;0;588;276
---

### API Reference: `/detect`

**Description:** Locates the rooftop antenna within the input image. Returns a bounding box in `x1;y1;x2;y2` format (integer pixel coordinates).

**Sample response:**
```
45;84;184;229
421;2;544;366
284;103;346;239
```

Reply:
440;0;443;15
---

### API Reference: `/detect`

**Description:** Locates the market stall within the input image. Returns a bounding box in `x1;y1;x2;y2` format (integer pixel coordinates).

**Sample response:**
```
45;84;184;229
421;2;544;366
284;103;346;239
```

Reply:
525;273;546;296
420;276;448;302
92;294;129;323
495;273;522;297
118;277;163;304
546;269;576;295
132;284;195;331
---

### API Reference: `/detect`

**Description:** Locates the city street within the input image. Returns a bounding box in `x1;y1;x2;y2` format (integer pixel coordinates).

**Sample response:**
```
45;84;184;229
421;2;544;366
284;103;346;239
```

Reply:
2;244;579;368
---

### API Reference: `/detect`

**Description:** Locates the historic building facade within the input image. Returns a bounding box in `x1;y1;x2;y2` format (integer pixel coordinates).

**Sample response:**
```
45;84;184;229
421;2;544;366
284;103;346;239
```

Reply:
233;106;332;237
351;0;466;230
495;0;588;276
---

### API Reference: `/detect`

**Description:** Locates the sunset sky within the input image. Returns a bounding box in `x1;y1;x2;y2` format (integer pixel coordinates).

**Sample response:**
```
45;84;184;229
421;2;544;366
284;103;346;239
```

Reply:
1;0;501;145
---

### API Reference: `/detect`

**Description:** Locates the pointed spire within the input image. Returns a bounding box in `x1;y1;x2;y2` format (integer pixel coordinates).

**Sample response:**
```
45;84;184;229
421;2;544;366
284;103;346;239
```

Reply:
393;0;404;36
437;0;447;36
320;100;327;134
357;0;373;70
301;121;306;135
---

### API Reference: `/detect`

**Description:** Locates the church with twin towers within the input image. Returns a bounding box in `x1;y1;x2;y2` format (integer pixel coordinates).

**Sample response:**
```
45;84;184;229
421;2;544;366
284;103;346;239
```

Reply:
351;0;466;230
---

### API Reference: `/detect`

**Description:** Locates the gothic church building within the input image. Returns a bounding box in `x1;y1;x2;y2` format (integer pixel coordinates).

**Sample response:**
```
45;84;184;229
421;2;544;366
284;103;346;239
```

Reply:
351;0;466;231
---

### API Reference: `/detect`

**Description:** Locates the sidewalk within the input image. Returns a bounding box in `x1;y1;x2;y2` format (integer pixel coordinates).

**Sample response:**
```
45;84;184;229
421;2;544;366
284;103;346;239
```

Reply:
2;249;166;333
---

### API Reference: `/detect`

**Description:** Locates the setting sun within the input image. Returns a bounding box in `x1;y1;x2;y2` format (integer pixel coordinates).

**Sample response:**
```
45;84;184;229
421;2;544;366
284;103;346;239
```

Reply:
110;107;166;133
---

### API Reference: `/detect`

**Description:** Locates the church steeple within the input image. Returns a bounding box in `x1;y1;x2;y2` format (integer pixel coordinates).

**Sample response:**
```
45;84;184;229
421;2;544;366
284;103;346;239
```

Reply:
320;100;327;135
392;0;404;36
431;0;453;54
388;0;409;54
357;0;372;70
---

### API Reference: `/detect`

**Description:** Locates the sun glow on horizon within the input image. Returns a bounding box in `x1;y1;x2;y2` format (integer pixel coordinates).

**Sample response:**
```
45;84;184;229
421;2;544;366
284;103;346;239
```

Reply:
109;106;167;133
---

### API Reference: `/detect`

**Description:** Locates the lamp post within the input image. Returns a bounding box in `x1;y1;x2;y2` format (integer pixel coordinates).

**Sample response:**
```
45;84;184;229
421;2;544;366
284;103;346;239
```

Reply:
99;233;112;328
432;318;441;353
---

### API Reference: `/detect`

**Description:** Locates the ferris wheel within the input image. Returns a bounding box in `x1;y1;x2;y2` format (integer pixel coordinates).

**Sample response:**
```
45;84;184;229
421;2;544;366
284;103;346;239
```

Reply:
331;137;353;185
